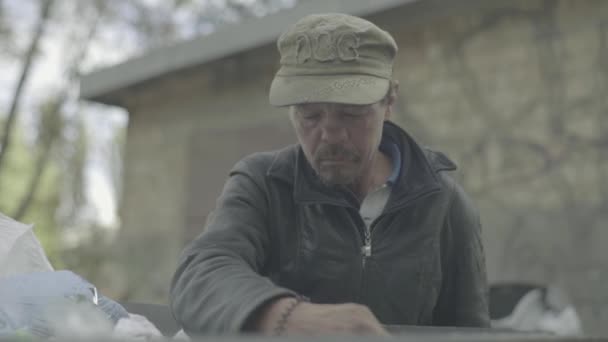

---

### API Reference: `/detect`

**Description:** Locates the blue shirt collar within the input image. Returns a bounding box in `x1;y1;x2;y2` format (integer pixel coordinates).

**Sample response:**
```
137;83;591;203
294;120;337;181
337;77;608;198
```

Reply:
379;139;401;185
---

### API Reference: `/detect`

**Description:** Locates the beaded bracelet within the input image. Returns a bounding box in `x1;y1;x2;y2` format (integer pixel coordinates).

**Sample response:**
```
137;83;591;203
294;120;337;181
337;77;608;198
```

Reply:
273;295;306;336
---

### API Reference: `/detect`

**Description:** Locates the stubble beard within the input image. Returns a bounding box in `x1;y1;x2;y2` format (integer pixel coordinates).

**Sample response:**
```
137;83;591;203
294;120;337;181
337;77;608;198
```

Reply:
313;144;362;187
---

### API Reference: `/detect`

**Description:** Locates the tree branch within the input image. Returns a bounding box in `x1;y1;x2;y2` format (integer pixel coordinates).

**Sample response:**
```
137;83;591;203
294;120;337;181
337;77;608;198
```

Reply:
12;1;105;220
12;109;58;220
0;0;54;177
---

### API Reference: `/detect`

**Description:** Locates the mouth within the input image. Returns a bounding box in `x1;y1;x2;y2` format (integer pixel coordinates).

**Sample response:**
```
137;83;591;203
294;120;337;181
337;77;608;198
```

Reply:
319;159;350;166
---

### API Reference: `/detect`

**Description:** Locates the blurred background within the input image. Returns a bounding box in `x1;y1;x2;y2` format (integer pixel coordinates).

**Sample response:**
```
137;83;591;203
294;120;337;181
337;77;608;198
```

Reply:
1;0;607;336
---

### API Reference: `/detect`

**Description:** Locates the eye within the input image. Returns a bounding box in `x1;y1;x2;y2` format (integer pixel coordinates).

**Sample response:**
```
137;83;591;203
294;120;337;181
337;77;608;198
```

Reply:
340;112;359;120
301;112;321;121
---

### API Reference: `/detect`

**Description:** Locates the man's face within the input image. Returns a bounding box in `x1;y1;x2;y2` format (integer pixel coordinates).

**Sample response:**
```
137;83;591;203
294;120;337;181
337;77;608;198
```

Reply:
290;100;390;188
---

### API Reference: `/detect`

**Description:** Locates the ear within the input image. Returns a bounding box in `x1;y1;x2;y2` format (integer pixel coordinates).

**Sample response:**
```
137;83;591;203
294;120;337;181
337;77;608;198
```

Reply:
383;80;399;120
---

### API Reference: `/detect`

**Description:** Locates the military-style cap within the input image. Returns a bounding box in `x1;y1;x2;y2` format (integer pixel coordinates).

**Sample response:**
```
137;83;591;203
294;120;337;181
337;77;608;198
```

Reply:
269;13;398;107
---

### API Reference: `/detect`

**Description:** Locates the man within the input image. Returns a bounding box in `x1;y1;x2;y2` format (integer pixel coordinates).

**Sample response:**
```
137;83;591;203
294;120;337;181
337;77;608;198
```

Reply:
170;13;489;336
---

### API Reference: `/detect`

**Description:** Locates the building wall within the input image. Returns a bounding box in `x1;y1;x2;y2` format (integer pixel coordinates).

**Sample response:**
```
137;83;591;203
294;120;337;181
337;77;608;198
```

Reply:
382;0;608;334
112;45;296;303
113;0;608;334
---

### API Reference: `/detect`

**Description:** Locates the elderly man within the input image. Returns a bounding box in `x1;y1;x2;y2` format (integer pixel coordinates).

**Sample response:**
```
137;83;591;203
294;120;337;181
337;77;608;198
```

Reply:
170;13;489;336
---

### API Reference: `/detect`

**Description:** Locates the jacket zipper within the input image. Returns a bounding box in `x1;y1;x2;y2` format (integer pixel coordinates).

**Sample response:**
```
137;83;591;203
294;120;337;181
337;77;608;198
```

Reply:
355;213;368;302
360;188;440;265
361;224;372;266
356;187;442;301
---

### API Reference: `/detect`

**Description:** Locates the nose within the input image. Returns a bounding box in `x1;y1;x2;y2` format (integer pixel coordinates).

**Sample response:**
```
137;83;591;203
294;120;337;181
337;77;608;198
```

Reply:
320;113;347;144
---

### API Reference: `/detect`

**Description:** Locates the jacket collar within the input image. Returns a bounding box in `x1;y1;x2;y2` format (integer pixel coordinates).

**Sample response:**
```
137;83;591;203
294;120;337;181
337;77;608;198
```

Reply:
266;121;457;210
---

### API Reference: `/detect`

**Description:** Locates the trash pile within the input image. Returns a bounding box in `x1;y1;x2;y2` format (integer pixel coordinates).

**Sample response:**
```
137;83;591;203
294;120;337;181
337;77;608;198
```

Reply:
0;213;166;340
1;211;586;339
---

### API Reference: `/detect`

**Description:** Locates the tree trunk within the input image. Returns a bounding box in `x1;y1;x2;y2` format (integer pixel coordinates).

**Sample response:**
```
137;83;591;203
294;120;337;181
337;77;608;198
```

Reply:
12;122;56;220
13;1;104;220
0;0;54;177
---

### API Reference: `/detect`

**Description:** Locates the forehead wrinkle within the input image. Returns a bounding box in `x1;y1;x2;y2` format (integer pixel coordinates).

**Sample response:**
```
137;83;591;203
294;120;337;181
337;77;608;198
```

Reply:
294;103;373;115
293;103;327;115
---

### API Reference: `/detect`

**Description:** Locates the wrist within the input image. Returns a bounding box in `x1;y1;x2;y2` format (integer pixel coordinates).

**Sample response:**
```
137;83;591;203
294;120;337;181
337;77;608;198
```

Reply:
252;296;298;333
273;295;306;336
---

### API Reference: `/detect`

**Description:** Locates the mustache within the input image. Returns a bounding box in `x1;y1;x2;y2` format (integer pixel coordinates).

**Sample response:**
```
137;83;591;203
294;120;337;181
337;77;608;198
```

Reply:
314;144;360;162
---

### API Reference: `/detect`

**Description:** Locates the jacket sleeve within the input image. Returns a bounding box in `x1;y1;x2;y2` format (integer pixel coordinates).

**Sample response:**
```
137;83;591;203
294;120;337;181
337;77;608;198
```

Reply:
433;179;490;327
169;158;295;335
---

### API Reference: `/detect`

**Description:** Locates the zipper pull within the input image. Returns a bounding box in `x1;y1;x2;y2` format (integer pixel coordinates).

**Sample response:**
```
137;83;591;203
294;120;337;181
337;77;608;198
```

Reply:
361;244;371;257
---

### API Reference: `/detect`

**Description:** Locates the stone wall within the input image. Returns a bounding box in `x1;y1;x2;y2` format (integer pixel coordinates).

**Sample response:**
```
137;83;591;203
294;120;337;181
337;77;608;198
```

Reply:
384;0;608;334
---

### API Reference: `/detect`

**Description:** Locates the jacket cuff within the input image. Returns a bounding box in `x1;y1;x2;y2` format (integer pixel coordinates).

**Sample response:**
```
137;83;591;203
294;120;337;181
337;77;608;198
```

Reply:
232;287;297;333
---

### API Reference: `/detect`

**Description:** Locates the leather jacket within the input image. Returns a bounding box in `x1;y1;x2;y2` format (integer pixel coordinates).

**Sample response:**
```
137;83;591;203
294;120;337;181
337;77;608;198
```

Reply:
170;121;490;334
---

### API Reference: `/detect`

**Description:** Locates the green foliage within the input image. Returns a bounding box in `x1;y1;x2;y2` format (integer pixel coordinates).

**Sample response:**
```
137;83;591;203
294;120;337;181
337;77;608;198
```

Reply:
0;0;295;292
0;122;63;267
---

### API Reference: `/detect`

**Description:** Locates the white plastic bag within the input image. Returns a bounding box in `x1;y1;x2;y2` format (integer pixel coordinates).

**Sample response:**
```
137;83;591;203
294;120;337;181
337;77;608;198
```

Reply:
491;286;583;336
113;314;163;340
0;212;53;276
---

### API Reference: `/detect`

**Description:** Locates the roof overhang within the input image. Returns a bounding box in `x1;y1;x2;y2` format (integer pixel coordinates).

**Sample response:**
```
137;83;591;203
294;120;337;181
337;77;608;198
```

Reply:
79;0;418;107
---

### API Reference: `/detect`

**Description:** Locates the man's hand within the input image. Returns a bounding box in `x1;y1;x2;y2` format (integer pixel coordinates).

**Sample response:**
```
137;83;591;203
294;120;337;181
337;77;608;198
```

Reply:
254;297;390;336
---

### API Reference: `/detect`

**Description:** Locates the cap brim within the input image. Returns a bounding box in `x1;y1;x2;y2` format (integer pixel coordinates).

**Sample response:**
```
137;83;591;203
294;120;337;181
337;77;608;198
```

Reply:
269;74;390;107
